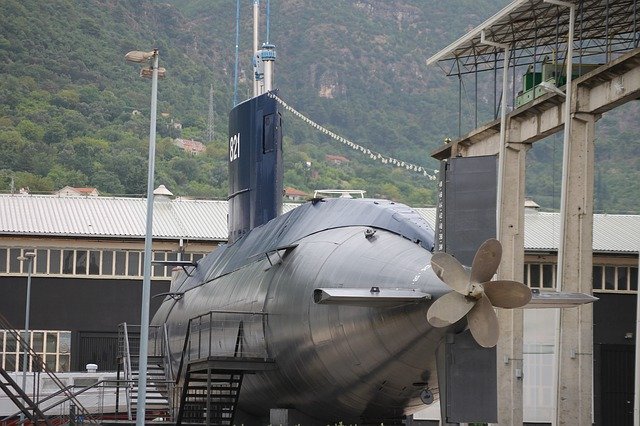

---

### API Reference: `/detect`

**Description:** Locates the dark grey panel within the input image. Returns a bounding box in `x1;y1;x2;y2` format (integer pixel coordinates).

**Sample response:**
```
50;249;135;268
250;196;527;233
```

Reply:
594;343;634;426
0;277;169;372
593;293;637;345
439;155;497;266
444;330;497;423
75;331;119;371
0;277;169;332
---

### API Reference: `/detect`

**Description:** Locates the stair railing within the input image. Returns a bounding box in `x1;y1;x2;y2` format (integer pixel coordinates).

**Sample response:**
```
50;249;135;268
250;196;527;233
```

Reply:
119;322;134;420
161;323;177;420
0;313;98;424
3;378;135;424
3;384;74;419
162;323;174;381
0;368;53;426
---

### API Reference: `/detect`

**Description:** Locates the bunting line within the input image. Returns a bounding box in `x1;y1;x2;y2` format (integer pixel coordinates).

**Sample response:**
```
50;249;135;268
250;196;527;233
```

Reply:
267;93;438;180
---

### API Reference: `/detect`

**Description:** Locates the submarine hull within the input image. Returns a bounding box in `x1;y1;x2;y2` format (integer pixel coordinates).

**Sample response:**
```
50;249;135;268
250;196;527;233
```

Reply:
153;199;453;423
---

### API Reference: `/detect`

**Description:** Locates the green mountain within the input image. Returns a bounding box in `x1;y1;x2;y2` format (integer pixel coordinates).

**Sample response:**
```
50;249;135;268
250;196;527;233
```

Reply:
0;0;637;212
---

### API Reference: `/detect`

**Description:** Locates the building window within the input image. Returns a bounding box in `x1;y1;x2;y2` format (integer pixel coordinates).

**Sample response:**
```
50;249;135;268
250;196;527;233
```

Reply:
76;250;88;275
0;330;71;373
0;247;207;280
604;266;615;290
50;250;61;274
62;250;74;274
102;250;114;275
36;249;47;274
524;263;556;289
153;251;166;277
114;251;126;275
542;264;554;288
593;264;639;293
89;251;100;275
9;249;21;273
128;252;140;276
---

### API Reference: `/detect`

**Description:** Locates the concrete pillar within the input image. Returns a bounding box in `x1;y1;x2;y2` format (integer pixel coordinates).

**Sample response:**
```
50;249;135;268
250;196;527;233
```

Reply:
555;112;595;425
496;137;530;425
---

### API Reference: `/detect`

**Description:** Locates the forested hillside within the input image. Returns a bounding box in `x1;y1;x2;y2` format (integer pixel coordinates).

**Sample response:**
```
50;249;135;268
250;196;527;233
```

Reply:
0;0;637;212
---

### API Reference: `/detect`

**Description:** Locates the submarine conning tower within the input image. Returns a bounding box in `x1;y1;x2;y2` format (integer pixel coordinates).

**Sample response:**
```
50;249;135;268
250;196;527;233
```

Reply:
227;90;283;244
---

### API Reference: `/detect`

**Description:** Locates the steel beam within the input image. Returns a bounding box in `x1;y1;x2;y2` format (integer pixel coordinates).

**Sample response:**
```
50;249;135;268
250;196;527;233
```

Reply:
430;47;640;156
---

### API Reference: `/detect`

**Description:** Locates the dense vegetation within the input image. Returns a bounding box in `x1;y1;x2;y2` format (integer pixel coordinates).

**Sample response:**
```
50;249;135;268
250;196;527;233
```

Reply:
0;0;637;212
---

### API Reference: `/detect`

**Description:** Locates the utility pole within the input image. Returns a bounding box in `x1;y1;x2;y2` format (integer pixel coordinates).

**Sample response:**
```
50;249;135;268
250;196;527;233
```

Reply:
208;84;214;143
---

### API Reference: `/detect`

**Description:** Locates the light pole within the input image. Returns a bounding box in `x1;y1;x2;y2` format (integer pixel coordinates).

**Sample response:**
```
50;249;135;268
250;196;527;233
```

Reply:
125;48;164;426
17;251;35;422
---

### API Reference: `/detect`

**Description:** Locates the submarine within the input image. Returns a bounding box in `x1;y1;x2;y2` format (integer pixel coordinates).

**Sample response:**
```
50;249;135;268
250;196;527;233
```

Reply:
149;89;534;424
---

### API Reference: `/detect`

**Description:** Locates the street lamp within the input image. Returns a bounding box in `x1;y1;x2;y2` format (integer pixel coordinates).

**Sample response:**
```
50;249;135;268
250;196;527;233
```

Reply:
125;48;164;426
17;251;35;421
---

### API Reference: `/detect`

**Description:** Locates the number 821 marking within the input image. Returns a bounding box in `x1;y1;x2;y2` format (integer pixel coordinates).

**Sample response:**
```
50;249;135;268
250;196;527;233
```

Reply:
229;133;240;162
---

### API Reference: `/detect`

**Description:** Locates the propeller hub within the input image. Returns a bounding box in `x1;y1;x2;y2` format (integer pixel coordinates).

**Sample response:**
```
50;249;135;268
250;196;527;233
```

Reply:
468;283;484;299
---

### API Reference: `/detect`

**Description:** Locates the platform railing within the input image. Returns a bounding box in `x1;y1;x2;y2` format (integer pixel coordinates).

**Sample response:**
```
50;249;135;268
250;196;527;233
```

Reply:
175;310;269;381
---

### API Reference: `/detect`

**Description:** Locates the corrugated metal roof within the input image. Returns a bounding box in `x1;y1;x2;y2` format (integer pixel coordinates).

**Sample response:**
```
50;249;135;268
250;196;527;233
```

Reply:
0;194;229;241
0;195;637;253
522;210;640;254
413;208;640;254
427;0;639;75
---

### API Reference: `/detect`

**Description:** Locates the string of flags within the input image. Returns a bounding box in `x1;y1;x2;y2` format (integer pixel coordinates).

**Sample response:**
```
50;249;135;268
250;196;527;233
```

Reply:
267;93;438;180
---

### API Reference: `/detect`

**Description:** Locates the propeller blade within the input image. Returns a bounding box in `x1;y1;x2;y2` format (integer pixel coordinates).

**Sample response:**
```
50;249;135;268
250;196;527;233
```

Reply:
467;294;499;348
484;280;532;308
427;291;475;328
470;238;502;284
431;252;469;294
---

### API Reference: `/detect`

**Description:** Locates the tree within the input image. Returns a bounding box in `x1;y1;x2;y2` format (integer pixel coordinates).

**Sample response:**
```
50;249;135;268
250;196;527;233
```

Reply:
46;165;88;189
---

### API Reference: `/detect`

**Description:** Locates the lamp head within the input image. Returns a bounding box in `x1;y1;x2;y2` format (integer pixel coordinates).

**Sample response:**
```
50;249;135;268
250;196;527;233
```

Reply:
17;252;36;261
140;67;166;79
125;50;156;63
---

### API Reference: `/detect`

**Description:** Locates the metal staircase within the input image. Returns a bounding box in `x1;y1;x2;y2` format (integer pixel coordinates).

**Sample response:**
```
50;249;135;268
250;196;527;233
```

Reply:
118;312;276;424
174;311;276;425
118;323;173;422
128;354;172;420
177;368;243;424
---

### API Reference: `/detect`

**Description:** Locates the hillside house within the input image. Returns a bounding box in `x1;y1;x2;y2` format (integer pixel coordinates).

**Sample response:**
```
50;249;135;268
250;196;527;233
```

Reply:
325;154;349;165
55;186;99;197
174;138;206;155
284;187;308;201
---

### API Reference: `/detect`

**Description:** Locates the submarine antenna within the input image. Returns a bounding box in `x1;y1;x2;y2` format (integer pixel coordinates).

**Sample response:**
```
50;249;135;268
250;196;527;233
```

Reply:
233;0;240;106
253;0;260;97
262;0;275;92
